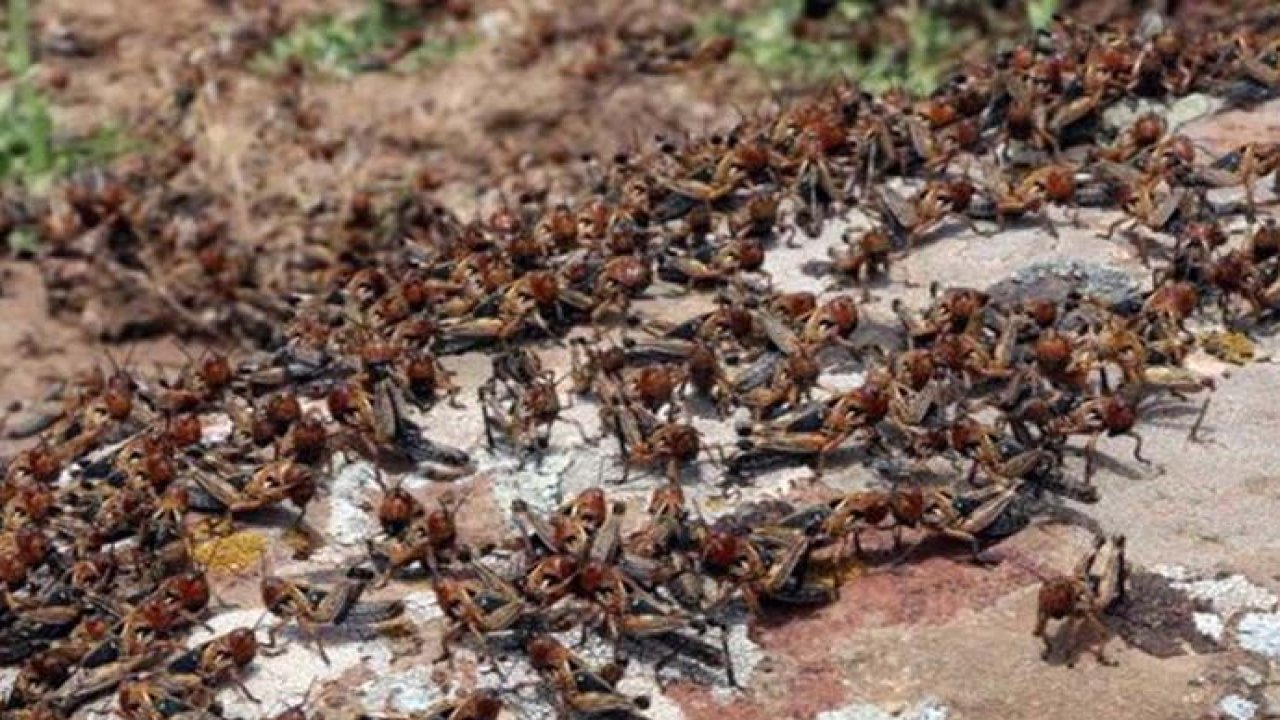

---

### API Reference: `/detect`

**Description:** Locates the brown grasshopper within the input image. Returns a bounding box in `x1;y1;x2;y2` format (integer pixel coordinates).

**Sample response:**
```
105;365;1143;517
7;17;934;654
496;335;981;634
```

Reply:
821;489;895;556
6;648;78;710
187;459;316;525
512;488;619;563
731;380;889;477
571;560;736;686
47;644;173;716
699;528;836;616
1101;173;1189;263
327;370;473;475
526;634;651;719
1177;142;1280;221
874;179;980;249
657;237;768;289
912;481;1027;560
1047;393;1150;483
162;627;259;702
624;484;698;559
260;571;404;664
740;310;825;420
830;227;892;283
570;337;628;396
79;592;202;671
610;399;706;483
480;348;595;461
619;337;735;417
431;560;528;663
116;674;223;720
367;488;469;585
510;500;589;560
1034;534;1127;666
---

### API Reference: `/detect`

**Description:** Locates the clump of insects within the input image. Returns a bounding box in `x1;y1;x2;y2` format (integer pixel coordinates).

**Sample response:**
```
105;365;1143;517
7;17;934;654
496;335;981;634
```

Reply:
8;8;1280;718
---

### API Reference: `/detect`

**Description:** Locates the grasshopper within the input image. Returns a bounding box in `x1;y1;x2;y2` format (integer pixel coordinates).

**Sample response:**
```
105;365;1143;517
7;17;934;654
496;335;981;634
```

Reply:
1034;534;1127;666
918;481;1027;559
116;674;224;720
47;645;172;716
260;573;403;664
163;628;259;702
187;459;315;525
432;560;528;663
526;635;651;719
367;489;468;586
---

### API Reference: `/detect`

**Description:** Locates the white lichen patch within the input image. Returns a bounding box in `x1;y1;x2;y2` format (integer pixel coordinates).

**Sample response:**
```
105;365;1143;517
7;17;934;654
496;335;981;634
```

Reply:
1172;574;1278;618
327;459;381;546
1218;694;1259;720
913;698;951;720
1152;564;1194;582
0;668;17;700
817;704;895;720
1237;613;1280;660
1193;612;1226;643
618;672;687;720
823;370;867;393
403;589;445;624
201;414;234;444
485;452;572;518
363;665;445;713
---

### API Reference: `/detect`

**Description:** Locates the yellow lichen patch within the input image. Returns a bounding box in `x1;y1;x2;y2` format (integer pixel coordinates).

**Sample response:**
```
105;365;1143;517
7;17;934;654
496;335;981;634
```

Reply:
194;531;268;576
1199;330;1255;365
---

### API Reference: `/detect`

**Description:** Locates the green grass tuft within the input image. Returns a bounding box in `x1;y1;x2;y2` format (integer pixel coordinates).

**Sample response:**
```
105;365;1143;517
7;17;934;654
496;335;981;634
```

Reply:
258;1;472;76
0;86;137;189
698;0;990;95
3;0;137;253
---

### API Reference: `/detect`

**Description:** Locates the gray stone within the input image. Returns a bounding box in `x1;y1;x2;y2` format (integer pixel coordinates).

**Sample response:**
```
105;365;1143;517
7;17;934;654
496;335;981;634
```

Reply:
987;259;1144;309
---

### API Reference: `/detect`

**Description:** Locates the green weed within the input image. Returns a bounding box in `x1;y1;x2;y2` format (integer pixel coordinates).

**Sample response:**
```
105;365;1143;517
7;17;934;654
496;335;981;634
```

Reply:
2;0;135;193
699;0;994;95
0;89;135;190
3;0;136;254
258;1;472;76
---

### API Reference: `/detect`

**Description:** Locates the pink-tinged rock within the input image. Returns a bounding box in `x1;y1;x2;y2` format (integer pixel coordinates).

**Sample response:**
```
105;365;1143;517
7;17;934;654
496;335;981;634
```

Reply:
668;541;1041;720
665;664;851;720
1183;98;1280;153
422;473;508;550
759;548;1040;656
